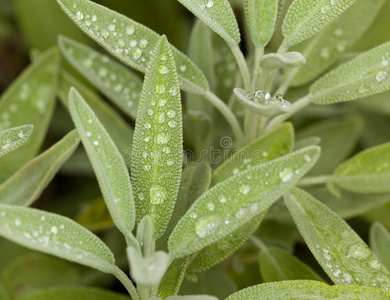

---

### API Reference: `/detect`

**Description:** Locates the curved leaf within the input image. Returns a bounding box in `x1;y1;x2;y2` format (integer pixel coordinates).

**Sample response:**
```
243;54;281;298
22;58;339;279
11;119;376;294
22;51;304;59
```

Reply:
157;256;188;298
370;222;390;272
0;125;33;159
259;52;306;70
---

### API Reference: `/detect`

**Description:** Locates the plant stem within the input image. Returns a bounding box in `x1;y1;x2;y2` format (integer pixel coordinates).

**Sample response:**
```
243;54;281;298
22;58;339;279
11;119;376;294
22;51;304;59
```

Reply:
298;175;333;187
264;94;311;132
251;46;264;90
126;233;141;253
113;266;139;300
204;90;244;146
229;43;251;91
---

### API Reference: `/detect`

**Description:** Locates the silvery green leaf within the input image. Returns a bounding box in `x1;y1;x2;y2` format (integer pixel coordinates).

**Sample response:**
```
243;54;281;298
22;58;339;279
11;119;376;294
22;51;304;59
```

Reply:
330;142;390;193
310;41;390;104
158;257;188;298
226;280;390;300
294;137;321;150
285;0;385;87
284;187;390;289
164;296;218;300
57;0;209;94
58;36;142;120
244;0;279;47
131;36;182;239
0;204;116;273
233;88;292;116
211;123;293;186
137;216;153;257
68;88;136;237
260;52;306;70
177;0;240;45
282;0;357;46
0;130;80;206
0;125;33;159
370;222;390;272
168;146;320;258
127;247;169;287
0;48;59;182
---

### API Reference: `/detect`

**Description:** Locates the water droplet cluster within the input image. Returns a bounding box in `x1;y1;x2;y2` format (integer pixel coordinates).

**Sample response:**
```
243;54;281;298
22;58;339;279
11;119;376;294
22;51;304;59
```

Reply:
253;91;292;112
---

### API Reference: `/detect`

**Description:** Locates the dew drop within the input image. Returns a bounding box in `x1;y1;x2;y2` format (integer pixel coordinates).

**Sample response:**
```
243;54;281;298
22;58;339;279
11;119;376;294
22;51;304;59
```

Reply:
139;39;148;48
51;226;58;235
334;28;343;36
240;185;250;195
14;218;22;226
98;68;107;77
130;40;137;47
207;203;215;211
382;59;389;67
304;154;311;162
138;193;145;200
348;243;370;260
369;259;381;270
126;26;135;35
163;147;170;153
359;85;368;93
147;109;153;116
91;15;97;22
144;137;151;142
168;121;177;128
157;133;169;144
219;196;227;203
159;65;169;74
150;185;167;204
76;11;84;20
190;212;197;219
167;160;174;166
279;168;294;182
93;141;99;146
158;113;166;123
320;47;330;59
206;0;214;8
144;123;151;129
108;24;116;31
167;110;176;118
196;218;219;238
180;65;187;72
376;71;388;82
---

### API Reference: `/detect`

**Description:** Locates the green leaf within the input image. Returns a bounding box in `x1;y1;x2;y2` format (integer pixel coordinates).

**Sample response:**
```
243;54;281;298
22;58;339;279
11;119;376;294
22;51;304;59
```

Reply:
58;36;143;120
162;296;218;300
168;146;320;258
75;197;114;231
244;0;279;47
183;112;212;159
259;52;306;70
57;0;209;94
310;41;390;104
370;222;390;272
0;130;80;206
0;204;116;273
0;48;59;182
259;246;325;282
137;216;153;257
285;0;385;87
284;188;390;289
282;0;357;47
226;280;390;299
18;287;130;300
158;257;188;298
177;0;240;45
330;142;390;193
0;125;33;159
131;36;183;239
294;136;321;151
68;88;136;237
211;123;294;186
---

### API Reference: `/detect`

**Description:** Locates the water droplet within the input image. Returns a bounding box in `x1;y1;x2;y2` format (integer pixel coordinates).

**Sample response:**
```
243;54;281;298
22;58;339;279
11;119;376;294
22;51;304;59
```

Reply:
108;24;115;31
320;47;330;59
359;85;368;93
159;65;168;74
91;15;97;22
196;218;219;238
382;59;389;67
130;40;137;47
0;212;5;217
180;65;187;72
163;147;170;153
343;272;352;284
144;165;150;171
304;155;311;162
330;0;336;5
14;218;22;226
369;259;381;270
158;113;166;123
336;42;346;53
17;132;24;138
98;68;107;77
348;243;370;260
51;226;58;235
167;160;174;166
93;141;99;146
333;269;341;277
144;137;151;142
132;48;142;59
40;216;46;221
148;109;153;116
156;84;165;94
144;123;151;129
138;193;145;200
139;39;148;48
206;0;214;8
157;133;169;144
76;11;84;20
233;168;239;175
376;71;388;82
168;121;177;128
240;185;251;195
279;168;294;182
126;26;135;35
334;28;343;36
207;203;215;211
150;186;167;204
167;110;176;118
219;196;227;203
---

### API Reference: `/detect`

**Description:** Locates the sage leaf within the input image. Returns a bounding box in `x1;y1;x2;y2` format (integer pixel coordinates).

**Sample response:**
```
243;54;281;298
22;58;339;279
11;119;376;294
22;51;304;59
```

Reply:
244;0;278;47
59;36;142;120
282;0;357;47
137;216;153;257
0;130;80;206
284;188;390;289
286;0;385;87
168;146;320;258
18;287;130;300
259;52;306;70
131;36;182;239
57;0;209;94
226;280;390;300
310;41;390;104
158;257;188;298
177;0;240;45
0;125;33;159
0;48;59;182
211;123;294;186
0;204;116;273
294;137;321;151
370;222;390;272
68;88;136;237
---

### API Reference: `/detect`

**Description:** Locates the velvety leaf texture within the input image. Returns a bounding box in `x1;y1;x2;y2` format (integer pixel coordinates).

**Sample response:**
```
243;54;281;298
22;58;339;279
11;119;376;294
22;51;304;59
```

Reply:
370;222;390;273
0;125;33;159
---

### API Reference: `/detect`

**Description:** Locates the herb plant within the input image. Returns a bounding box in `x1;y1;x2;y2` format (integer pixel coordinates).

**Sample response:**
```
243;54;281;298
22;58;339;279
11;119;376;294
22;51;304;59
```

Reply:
1;0;390;299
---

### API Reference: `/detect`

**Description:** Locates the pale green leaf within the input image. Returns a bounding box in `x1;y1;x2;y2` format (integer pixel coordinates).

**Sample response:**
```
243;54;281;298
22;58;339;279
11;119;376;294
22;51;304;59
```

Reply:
131;36;182;239
294;137;321;150
259;52;306;70
211;123;294;186
370;222;390;272
284;188;390;289
259;246;325;282
69;88;136;236
177;0;240;45
58;36;142;120
0;125;33;159
331;142;390;193
244;0;278;46
158;257;188;298
75;197;114;231
0;130;80;206
282;0;357;46
137;216;153;257
0;204;116;273
57;0;209;94
168;146;320;258
285;0;385;87
226;280;390;300
310;41;390;104
0;48;59;182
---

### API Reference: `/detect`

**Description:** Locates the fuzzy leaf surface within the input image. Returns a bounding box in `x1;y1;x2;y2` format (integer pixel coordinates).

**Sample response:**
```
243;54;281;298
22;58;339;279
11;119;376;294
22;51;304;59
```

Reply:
57;0;208;94
284;188;390;289
310;41;390;104
260;52;306;70
177;0;240;44
0;204;115;273
169;146;320;258
131;37;182;238
69;88;135;236
157;256;188;298
59;36;142;119
370;222;390;273
0;125;33;159
0;130;80;206
226;280;390;300
282;0;357;46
